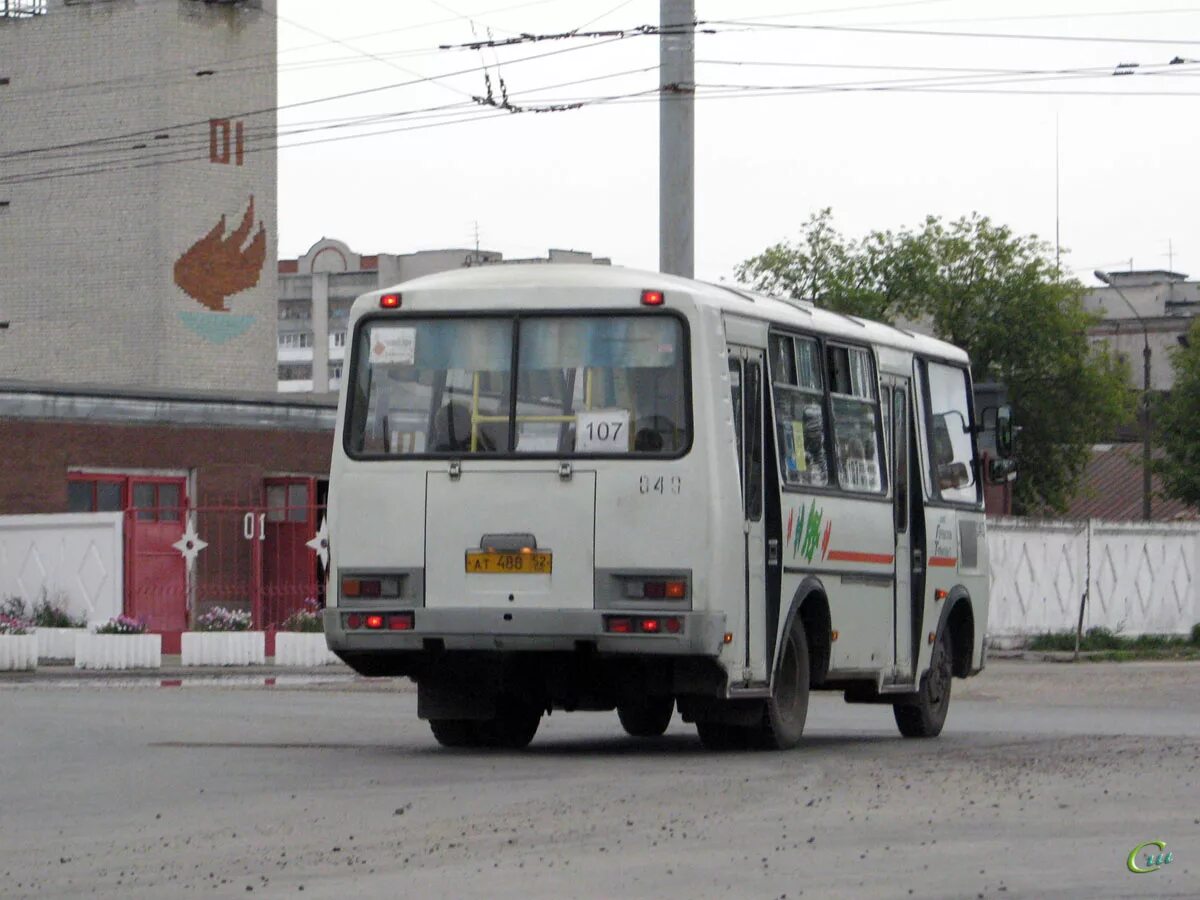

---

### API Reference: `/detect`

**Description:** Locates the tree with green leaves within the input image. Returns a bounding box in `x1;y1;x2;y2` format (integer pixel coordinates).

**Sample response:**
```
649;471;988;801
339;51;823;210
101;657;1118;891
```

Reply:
737;210;1133;514
1152;320;1200;510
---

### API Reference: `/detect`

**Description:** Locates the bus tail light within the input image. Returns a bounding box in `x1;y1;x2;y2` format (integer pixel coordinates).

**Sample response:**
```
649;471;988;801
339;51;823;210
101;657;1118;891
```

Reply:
342;577;383;597
606;616;633;634
344;612;414;631
380;293;402;309
341;575;402;599
605;615;682;635
630;579;688;600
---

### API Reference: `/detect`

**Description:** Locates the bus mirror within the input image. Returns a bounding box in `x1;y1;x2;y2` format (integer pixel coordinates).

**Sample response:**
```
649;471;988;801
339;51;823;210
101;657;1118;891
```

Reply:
995;405;1014;458
981;404;1016;458
988;457;1017;484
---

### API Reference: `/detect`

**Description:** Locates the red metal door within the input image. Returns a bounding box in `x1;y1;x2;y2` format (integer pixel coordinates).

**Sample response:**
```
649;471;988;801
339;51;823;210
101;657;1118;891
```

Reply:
126;478;189;647
262;477;319;628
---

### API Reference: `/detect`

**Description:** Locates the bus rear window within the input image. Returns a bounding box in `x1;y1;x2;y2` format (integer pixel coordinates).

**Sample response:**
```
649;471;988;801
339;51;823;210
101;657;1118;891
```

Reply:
345;314;689;458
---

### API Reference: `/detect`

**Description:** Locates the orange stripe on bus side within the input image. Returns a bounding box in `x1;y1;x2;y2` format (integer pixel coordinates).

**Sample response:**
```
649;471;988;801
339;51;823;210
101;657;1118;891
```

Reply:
927;556;958;568
826;550;895;565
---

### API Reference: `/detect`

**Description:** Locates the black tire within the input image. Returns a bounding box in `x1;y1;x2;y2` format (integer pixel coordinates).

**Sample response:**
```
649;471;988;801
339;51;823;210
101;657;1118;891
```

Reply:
756;618;810;750
617;697;675;738
429;719;479;748
894;628;953;738
476;701;542;749
695;720;750;751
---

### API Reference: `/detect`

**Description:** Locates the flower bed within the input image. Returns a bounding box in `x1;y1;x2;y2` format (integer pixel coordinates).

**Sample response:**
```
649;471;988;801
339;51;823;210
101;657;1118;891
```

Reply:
0;615;37;671
181;631;265;666
35;627;86;661
182;607;263;666
274;632;340;667
75;616;160;670
274;600;338;666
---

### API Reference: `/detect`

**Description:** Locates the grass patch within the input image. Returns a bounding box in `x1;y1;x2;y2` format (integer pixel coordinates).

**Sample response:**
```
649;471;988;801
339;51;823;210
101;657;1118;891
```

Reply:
1082;647;1200;662
1027;624;1200;657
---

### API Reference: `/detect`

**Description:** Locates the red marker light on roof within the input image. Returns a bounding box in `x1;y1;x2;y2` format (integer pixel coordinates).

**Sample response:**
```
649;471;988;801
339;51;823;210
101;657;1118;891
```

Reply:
380;293;401;309
640;290;665;307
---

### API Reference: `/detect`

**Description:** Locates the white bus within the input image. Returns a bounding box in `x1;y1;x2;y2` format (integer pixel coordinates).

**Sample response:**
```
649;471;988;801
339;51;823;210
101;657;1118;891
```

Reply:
325;264;1012;750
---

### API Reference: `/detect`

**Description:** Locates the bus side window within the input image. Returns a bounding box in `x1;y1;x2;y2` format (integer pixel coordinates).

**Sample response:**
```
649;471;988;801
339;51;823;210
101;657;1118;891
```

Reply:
826;344;884;493
769;334;830;488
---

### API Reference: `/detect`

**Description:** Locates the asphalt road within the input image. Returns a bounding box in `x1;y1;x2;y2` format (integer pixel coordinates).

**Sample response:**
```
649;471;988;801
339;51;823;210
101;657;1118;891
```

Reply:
0;660;1197;900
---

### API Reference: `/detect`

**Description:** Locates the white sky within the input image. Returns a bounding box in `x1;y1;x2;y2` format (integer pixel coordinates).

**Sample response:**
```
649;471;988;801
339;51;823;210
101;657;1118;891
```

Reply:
276;0;1200;286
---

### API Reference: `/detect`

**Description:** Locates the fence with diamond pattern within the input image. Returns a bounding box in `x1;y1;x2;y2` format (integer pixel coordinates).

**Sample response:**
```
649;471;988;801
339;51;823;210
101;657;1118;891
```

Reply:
987;518;1199;638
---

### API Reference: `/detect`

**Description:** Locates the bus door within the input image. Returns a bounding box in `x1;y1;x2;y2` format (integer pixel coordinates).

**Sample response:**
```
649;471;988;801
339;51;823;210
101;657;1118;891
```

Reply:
883;377;916;682
728;347;768;682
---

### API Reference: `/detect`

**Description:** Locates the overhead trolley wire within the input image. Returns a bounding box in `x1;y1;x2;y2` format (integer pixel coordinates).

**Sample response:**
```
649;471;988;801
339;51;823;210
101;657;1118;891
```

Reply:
0;68;661;185
709;18;1200;46
0;33;631;161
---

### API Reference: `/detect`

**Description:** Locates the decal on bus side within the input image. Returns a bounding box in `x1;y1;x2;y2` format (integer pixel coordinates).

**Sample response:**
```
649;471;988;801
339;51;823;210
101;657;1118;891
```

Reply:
786;502;830;564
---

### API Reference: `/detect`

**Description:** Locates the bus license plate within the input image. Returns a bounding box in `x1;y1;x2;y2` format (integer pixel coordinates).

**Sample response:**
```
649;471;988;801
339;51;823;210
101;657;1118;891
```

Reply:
465;551;553;575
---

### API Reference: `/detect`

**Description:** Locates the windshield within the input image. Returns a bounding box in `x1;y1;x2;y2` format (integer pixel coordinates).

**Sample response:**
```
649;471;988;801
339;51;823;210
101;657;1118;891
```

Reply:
345;313;689;457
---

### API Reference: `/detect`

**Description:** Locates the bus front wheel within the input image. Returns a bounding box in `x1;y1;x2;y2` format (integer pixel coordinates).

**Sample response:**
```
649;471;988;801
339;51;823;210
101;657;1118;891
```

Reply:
894;628;953;738
617;697;674;737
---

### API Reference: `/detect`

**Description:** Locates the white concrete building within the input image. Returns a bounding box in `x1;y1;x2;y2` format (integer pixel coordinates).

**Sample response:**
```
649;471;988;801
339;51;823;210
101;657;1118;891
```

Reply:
277;239;612;393
1083;270;1199;391
0;0;277;391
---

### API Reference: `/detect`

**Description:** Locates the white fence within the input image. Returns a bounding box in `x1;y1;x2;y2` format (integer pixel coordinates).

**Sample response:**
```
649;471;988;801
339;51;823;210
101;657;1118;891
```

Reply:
0;513;124;626
988;518;1199;638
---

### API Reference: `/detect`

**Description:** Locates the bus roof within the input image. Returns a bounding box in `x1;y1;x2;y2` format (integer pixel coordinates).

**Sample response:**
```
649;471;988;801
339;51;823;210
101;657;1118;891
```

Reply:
355;263;969;365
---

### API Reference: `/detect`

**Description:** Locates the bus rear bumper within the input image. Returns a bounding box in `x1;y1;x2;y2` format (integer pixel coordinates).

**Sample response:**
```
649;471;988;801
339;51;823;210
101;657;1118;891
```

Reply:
323;608;727;657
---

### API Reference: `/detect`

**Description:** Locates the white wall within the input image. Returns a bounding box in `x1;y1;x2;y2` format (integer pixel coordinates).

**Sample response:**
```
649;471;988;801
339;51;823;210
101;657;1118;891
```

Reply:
0;513;124;625
988;518;1199;638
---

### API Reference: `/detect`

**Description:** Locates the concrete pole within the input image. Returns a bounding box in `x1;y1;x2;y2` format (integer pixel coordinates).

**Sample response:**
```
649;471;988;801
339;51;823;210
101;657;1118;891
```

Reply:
659;0;694;279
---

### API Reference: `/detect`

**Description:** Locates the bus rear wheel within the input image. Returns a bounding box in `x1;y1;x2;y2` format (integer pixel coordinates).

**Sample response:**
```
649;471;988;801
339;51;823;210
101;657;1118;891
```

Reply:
429;719;479;748
617;697;674;737
476;700;542;749
756;619;810;750
894;628;953;738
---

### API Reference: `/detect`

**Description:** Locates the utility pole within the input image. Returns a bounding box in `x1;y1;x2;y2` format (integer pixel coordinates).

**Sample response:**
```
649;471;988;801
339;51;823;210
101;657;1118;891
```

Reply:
659;0;694;279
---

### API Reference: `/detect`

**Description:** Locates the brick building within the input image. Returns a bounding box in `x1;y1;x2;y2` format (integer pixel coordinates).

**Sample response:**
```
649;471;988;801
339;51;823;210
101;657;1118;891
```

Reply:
0;0;277;391
0;381;334;650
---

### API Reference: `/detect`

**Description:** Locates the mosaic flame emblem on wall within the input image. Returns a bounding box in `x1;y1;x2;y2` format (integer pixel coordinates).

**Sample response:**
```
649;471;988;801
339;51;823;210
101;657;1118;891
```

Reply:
175;196;266;344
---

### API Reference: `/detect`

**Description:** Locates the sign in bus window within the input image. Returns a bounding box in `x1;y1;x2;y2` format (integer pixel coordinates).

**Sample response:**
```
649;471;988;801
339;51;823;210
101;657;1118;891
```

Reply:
575;409;630;453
